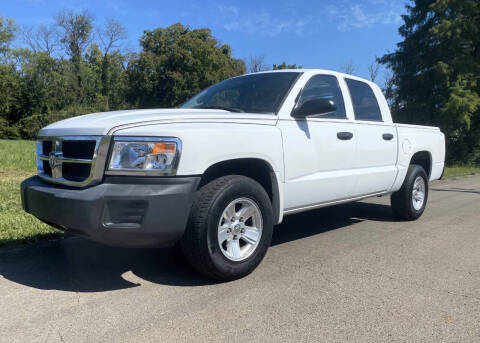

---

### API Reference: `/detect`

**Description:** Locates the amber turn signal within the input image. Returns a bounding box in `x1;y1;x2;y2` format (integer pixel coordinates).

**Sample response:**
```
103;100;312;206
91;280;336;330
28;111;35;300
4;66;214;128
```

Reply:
152;142;176;154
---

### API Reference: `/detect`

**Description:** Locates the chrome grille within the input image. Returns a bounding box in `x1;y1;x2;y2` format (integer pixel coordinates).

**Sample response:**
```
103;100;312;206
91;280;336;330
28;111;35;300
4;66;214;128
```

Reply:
36;136;112;187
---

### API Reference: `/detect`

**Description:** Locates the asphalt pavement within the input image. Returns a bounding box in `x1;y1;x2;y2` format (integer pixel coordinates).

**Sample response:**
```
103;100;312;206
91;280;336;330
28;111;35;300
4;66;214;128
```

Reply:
1;174;479;342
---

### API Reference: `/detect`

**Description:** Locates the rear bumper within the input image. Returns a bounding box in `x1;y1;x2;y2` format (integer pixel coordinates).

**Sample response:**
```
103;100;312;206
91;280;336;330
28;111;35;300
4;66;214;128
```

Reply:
21;175;200;247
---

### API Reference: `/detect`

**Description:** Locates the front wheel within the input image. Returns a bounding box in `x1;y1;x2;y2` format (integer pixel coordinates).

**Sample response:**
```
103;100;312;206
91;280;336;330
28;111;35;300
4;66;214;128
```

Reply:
180;175;273;281
391;164;429;220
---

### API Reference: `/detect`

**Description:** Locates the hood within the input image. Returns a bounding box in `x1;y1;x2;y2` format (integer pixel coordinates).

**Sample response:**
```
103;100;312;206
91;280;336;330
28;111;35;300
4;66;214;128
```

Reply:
38;108;277;136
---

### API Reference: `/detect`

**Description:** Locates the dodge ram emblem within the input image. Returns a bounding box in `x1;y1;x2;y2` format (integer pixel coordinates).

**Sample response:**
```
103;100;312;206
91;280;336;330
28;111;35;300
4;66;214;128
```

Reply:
48;151;63;178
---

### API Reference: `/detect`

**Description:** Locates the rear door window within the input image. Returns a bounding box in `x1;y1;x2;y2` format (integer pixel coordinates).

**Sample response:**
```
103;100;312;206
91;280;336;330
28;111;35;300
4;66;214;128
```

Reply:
345;79;382;121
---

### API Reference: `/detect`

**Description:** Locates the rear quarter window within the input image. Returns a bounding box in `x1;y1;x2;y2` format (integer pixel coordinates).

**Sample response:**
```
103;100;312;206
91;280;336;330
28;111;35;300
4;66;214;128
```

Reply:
345;79;382;121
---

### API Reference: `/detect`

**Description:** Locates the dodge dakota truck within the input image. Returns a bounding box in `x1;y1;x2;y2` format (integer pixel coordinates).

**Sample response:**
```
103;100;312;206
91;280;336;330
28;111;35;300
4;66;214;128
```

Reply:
21;69;445;280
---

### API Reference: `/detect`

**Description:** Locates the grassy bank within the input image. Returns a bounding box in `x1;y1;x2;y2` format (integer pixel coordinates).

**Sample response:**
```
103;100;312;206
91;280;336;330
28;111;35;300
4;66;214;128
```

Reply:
0;140;61;246
442;165;480;178
0;139;479;247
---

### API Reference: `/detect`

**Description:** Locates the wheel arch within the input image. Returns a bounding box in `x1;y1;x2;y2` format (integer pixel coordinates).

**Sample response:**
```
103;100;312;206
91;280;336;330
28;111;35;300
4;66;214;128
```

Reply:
198;158;282;224
409;150;432;179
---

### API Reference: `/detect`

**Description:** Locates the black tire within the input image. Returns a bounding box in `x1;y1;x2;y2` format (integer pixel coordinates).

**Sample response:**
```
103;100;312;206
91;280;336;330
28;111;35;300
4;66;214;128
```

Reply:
391;164;429;221
180;175;273;281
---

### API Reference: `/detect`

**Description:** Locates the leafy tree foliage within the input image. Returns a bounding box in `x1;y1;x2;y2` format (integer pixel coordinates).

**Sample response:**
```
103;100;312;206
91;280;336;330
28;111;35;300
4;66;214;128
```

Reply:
3;4;477;167
0;64;20;129
56;10;93;67
56;10;94;101
97;19;127;102
273;62;301;70
0;15;245;139
127;23;245;108
0;15;16;60
379;0;480;164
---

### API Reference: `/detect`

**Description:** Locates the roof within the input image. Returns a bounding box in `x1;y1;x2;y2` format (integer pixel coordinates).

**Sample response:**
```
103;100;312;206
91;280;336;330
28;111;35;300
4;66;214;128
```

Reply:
247;69;376;86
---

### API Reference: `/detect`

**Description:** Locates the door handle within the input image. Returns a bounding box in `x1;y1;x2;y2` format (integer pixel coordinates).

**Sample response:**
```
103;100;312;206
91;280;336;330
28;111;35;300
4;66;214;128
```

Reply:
382;133;394;140
337;132;354;140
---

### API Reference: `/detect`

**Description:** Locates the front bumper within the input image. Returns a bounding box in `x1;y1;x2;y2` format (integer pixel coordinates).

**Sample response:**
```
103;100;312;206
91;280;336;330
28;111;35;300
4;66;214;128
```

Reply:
21;175;200;247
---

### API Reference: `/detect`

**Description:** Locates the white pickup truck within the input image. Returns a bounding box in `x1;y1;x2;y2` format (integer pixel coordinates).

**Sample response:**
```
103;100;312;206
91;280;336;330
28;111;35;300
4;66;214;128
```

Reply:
21;69;445;280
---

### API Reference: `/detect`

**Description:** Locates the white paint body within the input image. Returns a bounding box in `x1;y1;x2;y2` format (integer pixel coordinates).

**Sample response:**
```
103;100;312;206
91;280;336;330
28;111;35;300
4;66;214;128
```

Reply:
39;69;446;224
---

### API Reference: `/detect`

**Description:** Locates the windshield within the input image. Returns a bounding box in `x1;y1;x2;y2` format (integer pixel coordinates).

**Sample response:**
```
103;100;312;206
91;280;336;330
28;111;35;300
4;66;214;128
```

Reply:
181;72;300;114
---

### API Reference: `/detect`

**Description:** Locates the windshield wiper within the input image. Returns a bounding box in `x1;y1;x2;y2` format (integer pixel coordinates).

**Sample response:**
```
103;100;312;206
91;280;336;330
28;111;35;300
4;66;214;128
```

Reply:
195;105;244;113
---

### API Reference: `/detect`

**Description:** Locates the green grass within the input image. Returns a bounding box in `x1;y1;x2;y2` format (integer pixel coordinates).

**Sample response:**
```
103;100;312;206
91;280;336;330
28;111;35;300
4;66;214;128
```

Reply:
443;165;480;178
0;140;61;247
0;139;479;247
0;139;38;172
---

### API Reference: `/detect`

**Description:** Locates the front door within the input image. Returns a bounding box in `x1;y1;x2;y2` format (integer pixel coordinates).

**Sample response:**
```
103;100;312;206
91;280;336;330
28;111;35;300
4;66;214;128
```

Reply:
279;74;358;211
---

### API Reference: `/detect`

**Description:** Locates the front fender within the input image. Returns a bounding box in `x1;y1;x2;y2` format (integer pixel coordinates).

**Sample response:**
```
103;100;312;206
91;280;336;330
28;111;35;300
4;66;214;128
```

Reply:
113;122;285;178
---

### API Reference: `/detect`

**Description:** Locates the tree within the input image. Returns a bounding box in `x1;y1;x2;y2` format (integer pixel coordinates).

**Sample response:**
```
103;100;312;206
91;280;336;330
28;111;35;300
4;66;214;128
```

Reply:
341;61;356;75
367;60;380;82
127;23;245;108
0;64;20;124
0;15;20;137
382;68;396;106
85;43;127;110
56;10;94;97
247;54;266;73
22;24;60;57
97;19;126;55
56;10;93;62
0;15;17;62
0;15;251;139
379;0;480;164
96;19;127;101
273;62;301;70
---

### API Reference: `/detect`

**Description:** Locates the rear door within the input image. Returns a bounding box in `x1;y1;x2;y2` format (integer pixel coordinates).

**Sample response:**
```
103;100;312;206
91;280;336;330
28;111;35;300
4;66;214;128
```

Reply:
279;74;358;211
344;78;397;196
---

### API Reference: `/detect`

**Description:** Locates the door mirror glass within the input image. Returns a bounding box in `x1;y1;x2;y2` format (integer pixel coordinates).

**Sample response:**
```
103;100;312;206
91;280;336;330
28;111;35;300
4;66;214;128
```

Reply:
293;98;337;118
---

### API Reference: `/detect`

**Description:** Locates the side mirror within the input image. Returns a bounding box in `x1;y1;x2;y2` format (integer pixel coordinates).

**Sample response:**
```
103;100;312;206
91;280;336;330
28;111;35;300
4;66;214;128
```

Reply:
293;98;337;118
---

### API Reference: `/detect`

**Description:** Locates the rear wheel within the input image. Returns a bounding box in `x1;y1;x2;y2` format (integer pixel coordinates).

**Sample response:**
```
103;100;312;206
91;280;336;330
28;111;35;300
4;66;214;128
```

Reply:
391;164;429;220
180;175;273;281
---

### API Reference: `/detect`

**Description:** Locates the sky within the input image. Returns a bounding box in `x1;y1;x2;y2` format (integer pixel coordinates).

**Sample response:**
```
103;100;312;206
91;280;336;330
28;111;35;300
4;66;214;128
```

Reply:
2;0;408;84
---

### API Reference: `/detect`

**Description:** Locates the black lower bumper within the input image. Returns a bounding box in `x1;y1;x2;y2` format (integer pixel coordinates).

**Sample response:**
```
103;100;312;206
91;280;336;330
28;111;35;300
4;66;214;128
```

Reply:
21;175;200;247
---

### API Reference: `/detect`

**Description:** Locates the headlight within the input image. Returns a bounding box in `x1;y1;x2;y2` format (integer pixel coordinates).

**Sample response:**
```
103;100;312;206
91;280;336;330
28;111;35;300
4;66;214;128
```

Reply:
107;137;181;175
